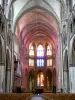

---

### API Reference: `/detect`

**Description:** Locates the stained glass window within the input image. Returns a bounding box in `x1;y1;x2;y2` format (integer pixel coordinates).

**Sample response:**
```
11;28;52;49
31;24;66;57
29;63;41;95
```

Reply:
37;72;44;86
37;59;44;67
37;44;44;67
37;45;44;57
29;59;34;66
29;45;34;56
47;59;52;66
47;45;52;56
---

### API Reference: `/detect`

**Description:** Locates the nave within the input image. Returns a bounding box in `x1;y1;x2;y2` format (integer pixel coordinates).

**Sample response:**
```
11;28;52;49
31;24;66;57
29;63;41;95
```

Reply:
0;0;75;94
31;94;44;100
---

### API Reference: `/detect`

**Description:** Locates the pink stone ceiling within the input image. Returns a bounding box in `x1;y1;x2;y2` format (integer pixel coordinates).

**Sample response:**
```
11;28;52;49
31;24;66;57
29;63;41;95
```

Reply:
15;8;59;65
15;8;59;37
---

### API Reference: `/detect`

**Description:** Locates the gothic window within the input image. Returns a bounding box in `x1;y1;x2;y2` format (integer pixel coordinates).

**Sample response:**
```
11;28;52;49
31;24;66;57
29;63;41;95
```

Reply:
47;59;52;66
37;44;44;57
37;44;44;67
46;44;53;66
29;43;35;66
47;45;52;56
29;44;34;56
37;72;44;86
37;59;44;67
29;59;34;66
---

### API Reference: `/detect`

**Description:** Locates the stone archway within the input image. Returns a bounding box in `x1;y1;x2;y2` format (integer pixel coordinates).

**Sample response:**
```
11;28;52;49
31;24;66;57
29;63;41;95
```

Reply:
5;50;11;93
63;50;68;93
46;68;52;91
29;69;35;91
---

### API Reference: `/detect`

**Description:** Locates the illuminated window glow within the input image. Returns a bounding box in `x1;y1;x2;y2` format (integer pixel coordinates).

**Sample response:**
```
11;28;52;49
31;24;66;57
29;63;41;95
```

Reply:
37;45;44;57
29;45;34;56
37;44;44;67
37;59;44;67
47;45;52;56
37;72;44;86
47;59;52;66
29;59;34;66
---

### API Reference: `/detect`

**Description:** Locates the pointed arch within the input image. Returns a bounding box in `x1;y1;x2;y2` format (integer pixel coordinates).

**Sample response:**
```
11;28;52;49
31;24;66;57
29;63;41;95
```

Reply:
29;69;35;91
46;44;52;56
37;44;44;57
46;68;52;91
37;70;44;87
29;43;35;56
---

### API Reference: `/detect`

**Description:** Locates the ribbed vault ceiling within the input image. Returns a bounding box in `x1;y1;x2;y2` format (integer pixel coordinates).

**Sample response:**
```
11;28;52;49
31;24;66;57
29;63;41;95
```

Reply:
15;8;59;50
11;0;66;53
8;0;66;64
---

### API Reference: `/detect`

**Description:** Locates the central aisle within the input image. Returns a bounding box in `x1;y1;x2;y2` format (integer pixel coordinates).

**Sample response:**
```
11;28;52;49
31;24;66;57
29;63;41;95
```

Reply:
31;94;44;100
